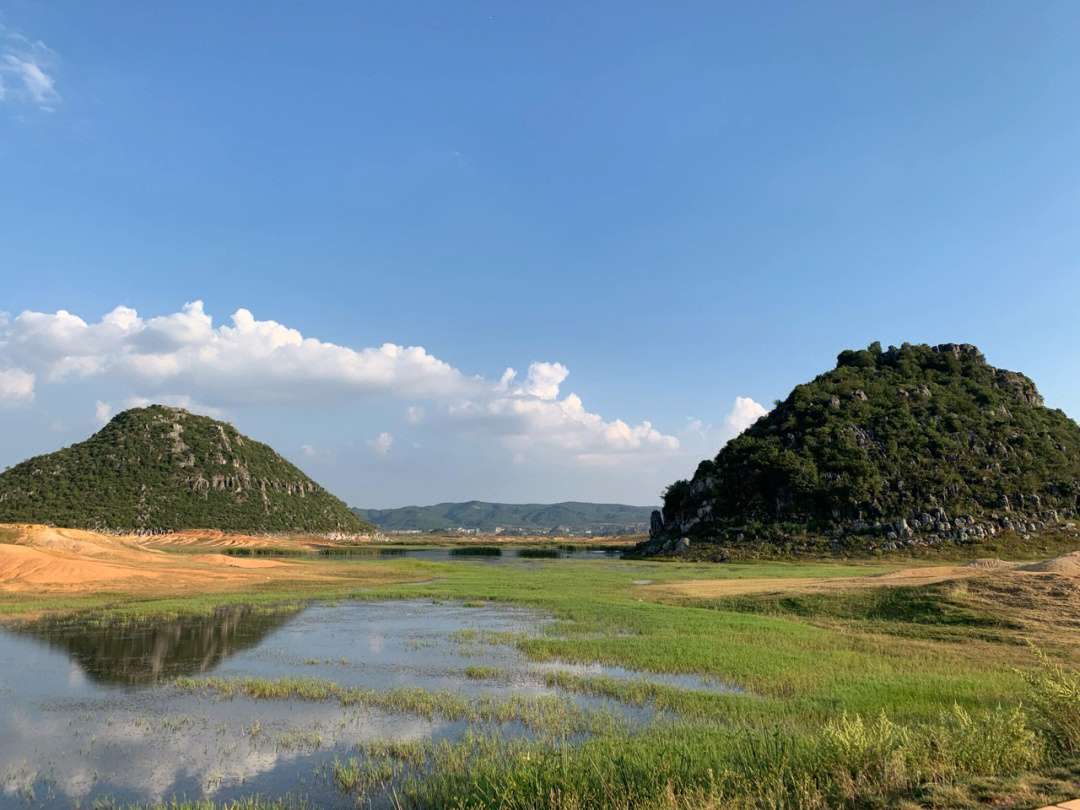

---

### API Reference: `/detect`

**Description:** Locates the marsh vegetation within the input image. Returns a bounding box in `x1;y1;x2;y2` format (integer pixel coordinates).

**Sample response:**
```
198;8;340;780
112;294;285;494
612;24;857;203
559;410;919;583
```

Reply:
4;550;1080;808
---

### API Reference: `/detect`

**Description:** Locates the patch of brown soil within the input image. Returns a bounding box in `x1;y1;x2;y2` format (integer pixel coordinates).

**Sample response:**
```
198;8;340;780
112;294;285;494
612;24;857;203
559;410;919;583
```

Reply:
1020;551;1080;574
648;564;983;600
647;553;1080;602
196;553;289;569
134;529;340;551
962;557;1017;569
0;523;412;603
0;541;146;588
955;570;1080;652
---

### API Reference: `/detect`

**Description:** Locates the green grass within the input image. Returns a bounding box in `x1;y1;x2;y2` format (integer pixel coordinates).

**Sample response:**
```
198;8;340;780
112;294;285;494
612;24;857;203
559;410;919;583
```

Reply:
174;675;604;737
12;551;1080;807
689;583;1015;644
86;798;311;809
464;665;501;679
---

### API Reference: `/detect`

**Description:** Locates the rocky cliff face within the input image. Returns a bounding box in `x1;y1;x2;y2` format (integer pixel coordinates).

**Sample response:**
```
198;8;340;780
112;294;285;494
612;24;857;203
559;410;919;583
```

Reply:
0;406;373;534
637;343;1080;556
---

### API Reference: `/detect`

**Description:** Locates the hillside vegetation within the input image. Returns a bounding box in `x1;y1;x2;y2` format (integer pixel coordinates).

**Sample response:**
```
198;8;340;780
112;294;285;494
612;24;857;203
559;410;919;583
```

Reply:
644;343;1080;555
354;501;653;535
0;406;372;534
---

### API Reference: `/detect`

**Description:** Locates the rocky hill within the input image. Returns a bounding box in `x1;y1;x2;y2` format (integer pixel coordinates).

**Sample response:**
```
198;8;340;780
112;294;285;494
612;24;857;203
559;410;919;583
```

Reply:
0;406;373;534
639;343;1080;556
354;501;652;535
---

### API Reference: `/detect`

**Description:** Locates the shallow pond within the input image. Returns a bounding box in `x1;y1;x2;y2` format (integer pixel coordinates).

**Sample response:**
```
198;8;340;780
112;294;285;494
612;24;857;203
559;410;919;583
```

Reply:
0;599;730;808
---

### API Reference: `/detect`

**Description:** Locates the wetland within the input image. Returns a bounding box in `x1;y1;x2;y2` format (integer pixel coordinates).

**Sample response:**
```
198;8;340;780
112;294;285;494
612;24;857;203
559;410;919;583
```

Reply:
5;541;1080;809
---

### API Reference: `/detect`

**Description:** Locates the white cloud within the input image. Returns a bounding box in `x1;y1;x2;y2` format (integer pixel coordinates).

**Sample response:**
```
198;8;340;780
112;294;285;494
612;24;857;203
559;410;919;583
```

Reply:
298;443;335;465
679;397;769;450
0;302;697;479
6;302;471;404
0;27;60;110
723;396;768;436
495;367;516;391
365;432;393;456
94;400;112;424
0;367;35;403
447;389;679;466
513;362;568;400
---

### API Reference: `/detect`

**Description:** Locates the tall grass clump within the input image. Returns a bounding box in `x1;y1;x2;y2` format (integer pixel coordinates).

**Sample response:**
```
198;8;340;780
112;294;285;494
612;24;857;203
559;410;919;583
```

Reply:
404;703;1044;810
1020;648;1080;755
933;704;1036;776
818;712;925;801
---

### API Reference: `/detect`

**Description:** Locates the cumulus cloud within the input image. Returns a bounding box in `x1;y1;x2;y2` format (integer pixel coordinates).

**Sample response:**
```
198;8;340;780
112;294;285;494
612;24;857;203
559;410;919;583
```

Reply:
672;397;770;475
512;362;569;400
0;302;692;471
448;373;679;466
5;302;470;404
0;367;35;403
723;396;768;436
0;27;60;110
94;400;112;424
366;432;394;456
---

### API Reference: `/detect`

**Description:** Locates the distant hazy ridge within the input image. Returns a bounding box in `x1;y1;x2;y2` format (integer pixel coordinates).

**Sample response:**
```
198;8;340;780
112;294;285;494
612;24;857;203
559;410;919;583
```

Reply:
352;501;654;534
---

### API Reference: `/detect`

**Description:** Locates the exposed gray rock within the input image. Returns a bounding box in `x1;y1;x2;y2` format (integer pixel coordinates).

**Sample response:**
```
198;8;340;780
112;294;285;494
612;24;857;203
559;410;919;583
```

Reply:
649;510;664;538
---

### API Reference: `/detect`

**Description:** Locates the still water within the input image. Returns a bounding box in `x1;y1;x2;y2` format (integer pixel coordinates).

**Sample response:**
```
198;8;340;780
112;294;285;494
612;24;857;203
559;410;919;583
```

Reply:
0;599;727;808
317;544;625;562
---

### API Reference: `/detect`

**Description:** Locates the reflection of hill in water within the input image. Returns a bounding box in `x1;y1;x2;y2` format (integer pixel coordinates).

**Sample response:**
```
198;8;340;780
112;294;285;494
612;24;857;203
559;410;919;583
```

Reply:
15;606;299;685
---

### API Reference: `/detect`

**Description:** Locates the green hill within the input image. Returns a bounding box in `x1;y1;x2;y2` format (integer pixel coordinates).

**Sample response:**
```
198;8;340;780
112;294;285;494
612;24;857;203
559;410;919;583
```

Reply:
0;405;373;534
353;501;653;535
641;343;1080;555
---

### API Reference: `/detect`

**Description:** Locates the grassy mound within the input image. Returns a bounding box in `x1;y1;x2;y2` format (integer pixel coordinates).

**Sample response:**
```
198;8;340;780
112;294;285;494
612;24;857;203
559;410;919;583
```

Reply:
651;343;1080;553
0;405;372;534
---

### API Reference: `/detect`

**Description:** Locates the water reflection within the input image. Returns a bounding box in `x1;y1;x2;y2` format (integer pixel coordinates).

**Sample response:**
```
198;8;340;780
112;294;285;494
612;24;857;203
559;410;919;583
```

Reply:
0;598;730;808
11;606;297;686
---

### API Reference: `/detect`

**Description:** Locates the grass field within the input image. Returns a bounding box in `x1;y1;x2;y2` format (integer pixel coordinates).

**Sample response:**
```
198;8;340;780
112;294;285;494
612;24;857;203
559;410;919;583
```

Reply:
6;545;1080;808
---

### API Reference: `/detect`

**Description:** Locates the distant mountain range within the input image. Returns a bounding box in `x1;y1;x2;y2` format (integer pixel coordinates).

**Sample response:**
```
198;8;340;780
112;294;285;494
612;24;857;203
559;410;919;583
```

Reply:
352;501;654;535
0;405;373;535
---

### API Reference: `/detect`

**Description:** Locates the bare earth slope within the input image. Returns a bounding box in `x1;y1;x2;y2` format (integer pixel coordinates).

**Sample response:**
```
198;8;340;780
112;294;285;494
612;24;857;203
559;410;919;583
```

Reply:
0;524;405;600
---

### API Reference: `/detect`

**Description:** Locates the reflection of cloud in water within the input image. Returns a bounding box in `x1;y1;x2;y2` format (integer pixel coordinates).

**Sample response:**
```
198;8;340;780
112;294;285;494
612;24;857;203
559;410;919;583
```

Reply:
368;630;385;654
0;694;447;804
66;662;86;689
0;598;715;807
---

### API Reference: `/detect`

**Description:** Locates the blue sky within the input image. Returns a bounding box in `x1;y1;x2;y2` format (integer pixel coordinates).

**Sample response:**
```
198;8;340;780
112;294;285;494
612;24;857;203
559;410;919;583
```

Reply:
1;1;1078;507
